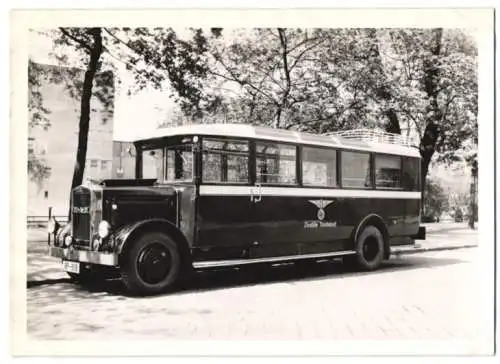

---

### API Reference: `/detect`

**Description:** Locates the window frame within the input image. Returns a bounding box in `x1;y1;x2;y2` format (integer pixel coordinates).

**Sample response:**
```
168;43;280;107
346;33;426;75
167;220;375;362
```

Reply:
200;137;251;185
301;145;339;188
374;153;404;190
402;156;421;192
165;144;195;183
254;140;299;186
340;150;374;190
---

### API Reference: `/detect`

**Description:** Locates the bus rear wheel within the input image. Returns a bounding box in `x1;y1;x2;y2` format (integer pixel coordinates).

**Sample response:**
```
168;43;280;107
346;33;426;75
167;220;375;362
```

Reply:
120;232;181;296
346;225;385;271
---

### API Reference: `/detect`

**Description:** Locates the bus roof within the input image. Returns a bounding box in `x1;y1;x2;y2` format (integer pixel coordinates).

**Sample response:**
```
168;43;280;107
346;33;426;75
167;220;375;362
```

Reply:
121;123;421;158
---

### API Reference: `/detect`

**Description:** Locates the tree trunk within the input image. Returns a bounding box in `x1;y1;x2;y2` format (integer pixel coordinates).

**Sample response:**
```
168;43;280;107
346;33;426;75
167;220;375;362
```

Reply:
419;123;440;209
419;28;443;210
385;108;401;134
277;28;291;130
68;28;103;219
365;29;402;135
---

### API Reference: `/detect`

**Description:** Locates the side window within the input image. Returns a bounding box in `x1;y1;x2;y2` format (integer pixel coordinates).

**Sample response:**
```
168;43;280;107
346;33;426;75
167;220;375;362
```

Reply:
142;148;164;180
402;157;421;191
375;154;402;188
341;151;372;188
166;146;193;181
202;139;249;183
256;143;297;184
302;147;337;187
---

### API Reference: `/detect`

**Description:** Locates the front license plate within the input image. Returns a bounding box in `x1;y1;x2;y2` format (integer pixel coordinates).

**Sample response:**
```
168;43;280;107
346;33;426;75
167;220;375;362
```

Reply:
63;260;80;274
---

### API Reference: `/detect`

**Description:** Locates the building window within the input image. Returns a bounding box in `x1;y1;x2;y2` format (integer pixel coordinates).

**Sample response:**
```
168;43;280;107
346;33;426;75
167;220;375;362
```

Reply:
375;154;402;188
202;138;249;183
341;151;372;188
90;159;98;168
302;147;337;187
101;160;110;171
256;143;296;184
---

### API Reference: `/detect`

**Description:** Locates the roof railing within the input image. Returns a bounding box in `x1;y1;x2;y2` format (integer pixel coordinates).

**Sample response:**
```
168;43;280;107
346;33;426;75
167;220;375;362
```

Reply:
324;128;411;146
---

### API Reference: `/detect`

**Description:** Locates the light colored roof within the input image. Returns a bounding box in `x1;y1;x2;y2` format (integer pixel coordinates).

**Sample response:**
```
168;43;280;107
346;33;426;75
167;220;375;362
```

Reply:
116;123;421;158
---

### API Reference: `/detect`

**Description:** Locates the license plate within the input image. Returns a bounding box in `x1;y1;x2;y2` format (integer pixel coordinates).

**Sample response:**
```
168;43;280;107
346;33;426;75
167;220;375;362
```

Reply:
63;260;80;274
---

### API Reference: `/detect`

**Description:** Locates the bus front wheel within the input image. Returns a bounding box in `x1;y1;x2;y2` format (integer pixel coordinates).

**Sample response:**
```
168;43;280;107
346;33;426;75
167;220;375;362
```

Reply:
120;231;182;296
346;225;385;271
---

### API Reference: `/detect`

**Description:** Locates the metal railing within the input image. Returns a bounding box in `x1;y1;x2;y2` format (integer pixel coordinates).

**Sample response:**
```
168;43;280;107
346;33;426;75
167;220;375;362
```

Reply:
27;215;68;227
325;128;411;146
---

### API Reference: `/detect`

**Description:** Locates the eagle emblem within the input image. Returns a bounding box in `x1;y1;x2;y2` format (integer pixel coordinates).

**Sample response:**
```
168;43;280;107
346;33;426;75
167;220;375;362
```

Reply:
308;199;334;221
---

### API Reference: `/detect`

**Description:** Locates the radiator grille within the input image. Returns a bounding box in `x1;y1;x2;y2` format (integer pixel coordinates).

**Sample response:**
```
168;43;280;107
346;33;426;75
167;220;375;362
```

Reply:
72;188;91;244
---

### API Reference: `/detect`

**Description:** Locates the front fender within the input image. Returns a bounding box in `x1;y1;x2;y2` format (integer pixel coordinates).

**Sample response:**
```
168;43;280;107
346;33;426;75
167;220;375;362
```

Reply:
53;223;72;247
111;219;190;257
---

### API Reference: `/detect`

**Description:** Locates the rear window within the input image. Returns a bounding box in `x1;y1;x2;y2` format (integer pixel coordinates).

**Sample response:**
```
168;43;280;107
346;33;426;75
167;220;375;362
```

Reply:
402;157;421;191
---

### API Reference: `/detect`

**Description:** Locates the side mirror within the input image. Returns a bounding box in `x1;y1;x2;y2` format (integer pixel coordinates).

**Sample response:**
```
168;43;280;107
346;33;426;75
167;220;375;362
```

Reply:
126;146;136;157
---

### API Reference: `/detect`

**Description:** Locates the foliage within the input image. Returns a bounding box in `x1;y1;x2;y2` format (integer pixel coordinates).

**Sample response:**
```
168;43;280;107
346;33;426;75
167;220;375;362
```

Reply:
30;26;477;201
423;178;449;217
199;27;477;195
30;27;219;205
28;60;52;186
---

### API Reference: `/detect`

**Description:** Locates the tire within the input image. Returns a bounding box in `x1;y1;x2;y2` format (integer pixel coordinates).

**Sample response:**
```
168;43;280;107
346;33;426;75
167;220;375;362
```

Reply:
120;232;181;296
348;225;385;271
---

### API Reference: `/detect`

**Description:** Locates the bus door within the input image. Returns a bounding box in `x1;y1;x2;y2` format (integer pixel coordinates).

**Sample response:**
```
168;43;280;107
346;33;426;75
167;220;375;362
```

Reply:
196;138;255;260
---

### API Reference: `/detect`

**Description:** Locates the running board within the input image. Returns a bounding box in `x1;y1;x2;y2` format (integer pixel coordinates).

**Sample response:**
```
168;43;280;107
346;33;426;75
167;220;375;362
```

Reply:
192;250;357;269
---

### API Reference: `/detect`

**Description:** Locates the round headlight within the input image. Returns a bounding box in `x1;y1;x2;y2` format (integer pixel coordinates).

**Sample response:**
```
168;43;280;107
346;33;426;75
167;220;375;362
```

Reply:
64;235;73;247
98;220;111;238
47;218;59;234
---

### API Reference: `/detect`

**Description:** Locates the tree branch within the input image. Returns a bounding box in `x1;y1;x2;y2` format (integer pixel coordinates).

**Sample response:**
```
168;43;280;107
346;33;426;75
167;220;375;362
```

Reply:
210;53;279;105
59;28;92;52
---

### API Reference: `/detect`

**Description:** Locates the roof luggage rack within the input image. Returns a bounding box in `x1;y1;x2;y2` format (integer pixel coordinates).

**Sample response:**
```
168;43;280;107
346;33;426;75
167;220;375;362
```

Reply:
323;128;411;146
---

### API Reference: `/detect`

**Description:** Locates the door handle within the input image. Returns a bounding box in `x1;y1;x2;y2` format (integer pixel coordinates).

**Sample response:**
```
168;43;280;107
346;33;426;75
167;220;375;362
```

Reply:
254;183;262;203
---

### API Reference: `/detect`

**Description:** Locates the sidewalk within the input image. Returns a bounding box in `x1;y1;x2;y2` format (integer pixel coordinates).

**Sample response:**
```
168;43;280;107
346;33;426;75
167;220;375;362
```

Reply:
391;226;478;256
26;224;478;284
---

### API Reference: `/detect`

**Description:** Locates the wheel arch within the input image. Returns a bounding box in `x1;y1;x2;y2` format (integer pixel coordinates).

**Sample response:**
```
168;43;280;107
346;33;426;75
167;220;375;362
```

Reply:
113;219;192;266
352;214;390;259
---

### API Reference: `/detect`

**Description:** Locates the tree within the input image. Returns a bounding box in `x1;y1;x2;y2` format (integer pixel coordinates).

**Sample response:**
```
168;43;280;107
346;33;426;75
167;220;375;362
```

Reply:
56;28;104;202
44;27;220;217
177;27;477;205
423;178;449;219
28;60;53;188
206;28;389;133
380;29;478;202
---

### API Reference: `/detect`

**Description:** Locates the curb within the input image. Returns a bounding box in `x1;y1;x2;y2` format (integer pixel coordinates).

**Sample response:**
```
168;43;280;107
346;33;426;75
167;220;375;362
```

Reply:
391;244;477;256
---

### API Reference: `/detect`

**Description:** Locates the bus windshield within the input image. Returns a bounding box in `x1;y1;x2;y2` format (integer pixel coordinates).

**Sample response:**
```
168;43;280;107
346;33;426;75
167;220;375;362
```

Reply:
141;143;194;183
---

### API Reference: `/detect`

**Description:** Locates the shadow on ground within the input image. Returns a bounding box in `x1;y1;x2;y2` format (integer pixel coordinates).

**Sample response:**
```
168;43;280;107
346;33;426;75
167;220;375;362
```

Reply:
27;252;469;298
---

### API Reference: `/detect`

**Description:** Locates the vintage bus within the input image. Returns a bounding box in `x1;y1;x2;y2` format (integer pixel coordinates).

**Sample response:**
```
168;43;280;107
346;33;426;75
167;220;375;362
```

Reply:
47;124;426;295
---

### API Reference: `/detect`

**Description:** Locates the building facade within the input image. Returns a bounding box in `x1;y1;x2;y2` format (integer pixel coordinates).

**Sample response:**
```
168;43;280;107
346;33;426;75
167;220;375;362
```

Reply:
28;62;115;216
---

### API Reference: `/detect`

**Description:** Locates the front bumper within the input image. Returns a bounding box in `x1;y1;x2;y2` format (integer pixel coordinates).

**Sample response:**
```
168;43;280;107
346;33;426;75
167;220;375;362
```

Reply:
48;246;118;266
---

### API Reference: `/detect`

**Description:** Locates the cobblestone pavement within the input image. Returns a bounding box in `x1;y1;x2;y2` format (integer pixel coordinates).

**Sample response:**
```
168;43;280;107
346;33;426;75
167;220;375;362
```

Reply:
26;248;491;352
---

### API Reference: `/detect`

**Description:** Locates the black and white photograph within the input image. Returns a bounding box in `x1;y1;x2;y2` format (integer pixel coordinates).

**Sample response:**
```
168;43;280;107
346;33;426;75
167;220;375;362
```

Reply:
10;7;495;357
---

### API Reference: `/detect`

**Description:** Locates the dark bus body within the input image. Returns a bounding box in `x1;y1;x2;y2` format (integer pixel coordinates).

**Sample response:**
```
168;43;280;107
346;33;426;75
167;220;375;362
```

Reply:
48;124;426;295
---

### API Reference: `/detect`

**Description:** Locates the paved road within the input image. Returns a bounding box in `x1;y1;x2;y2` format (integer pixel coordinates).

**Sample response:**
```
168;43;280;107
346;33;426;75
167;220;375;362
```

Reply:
27;248;491;352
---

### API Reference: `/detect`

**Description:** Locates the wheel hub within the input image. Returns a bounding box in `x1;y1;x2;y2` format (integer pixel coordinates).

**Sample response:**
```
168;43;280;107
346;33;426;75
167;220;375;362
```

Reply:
136;243;172;285
362;237;380;262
